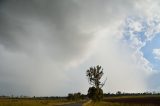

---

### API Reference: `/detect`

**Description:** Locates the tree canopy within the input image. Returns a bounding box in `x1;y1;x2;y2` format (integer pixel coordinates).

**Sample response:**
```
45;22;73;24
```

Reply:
86;65;106;88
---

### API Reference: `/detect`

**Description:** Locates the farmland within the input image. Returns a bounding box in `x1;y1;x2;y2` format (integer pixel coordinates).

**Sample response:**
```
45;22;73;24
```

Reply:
83;95;160;106
0;95;160;106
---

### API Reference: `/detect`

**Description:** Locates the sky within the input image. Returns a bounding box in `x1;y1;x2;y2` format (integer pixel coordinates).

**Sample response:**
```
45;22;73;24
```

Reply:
0;0;160;96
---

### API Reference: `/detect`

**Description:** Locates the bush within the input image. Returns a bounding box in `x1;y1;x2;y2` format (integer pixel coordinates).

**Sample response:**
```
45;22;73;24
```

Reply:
87;87;103;101
67;92;82;101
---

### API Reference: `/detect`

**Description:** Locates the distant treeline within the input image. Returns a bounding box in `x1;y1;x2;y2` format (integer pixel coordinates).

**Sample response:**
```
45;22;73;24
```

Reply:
0;91;160;99
104;91;160;97
0;95;66;100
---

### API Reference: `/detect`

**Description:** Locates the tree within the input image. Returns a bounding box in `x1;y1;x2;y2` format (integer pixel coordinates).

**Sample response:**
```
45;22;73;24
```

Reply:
86;65;106;88
67;93;74;100
116;91;122;96
86;65;106;101
67;92;82;101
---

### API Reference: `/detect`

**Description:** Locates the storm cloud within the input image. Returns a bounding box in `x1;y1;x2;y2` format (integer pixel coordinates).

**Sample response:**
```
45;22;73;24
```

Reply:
0;0;160;96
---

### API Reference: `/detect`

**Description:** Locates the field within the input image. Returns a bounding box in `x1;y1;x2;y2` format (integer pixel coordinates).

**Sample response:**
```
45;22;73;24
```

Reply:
83;95;160;106
1;96;160;106
0;98;75;106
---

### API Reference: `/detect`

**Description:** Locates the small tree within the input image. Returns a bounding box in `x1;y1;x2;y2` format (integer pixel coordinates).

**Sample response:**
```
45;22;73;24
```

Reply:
67;93;74;100
67;92;82;101
86;65;106;101
116;91;122;95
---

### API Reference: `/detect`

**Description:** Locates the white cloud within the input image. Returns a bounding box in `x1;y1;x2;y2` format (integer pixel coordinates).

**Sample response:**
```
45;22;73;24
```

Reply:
153;48;160;60
120;2;160;90
122;14;160;75
94;28;148;93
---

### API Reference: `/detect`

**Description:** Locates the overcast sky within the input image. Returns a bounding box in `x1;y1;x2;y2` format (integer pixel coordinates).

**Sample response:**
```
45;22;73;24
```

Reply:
0;0;160;96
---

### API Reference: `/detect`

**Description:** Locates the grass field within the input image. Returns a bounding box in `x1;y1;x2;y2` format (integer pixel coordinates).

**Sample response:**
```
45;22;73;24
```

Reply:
0;98;74;106
83;95;160;106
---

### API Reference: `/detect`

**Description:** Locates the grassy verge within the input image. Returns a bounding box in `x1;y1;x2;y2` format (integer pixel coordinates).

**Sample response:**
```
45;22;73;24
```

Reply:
83;101;122;106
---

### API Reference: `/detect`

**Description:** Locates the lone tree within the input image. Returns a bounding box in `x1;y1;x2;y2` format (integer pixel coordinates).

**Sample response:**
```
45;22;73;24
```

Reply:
86;65;106;101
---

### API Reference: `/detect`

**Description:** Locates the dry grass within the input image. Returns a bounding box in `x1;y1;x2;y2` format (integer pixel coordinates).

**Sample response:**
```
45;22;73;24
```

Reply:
0;98;74;106
83;101;122;106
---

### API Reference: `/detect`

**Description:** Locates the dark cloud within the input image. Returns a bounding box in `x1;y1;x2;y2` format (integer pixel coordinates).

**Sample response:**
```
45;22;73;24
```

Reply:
0;0;154;96
0;0;135;60
0;0;103;96
0;0;87;54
